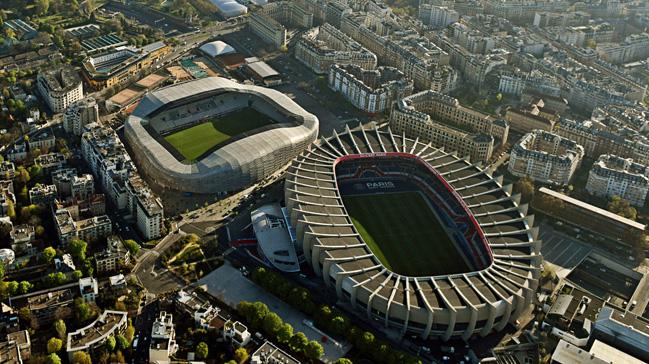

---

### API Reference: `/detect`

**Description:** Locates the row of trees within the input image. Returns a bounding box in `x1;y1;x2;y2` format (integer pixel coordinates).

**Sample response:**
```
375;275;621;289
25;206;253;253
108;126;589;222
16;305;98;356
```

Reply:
237;301;324;361
249;267;422;364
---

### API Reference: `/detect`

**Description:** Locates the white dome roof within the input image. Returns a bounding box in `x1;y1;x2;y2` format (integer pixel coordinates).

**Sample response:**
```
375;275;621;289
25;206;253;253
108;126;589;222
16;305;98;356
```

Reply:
209;0;247;18
200;41;236;57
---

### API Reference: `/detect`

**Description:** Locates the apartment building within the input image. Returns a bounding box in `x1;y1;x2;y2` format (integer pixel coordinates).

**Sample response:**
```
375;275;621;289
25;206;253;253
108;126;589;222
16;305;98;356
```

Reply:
325;0;352;28
82;123;153;216
63;97;99;136
586;154;649;206
125;176;164;240
419;5;459;29
509;130;584;185
0;162;15;180
94;236;131;274
328;64;413;113
149;312;178;363
556;118;649;165
390;90;508;162
34;153;66;173
54;208;112;246
295;24;377;74
66;310;128;360
28;131;56;152
597;33;649;64
9;225;35;256
37;66;83;113
248;1;313;48
28;184;57;206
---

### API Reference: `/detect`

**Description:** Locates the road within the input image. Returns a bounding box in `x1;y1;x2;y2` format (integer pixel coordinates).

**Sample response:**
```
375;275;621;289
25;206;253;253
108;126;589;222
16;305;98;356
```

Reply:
132;298;160;364
132;231;186;295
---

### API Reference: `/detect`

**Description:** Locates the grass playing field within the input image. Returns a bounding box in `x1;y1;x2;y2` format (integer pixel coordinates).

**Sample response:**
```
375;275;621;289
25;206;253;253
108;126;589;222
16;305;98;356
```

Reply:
342;191;469;277
164;108;274;162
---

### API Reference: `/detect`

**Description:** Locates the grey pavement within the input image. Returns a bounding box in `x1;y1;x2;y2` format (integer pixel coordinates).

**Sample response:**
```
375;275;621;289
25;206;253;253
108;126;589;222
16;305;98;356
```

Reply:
539;228;592;278
198;263;351;363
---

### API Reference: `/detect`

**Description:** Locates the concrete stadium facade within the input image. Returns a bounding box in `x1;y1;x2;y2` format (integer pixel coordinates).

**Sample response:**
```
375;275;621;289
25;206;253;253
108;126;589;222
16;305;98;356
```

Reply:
125;77;318;194
284;125;541;341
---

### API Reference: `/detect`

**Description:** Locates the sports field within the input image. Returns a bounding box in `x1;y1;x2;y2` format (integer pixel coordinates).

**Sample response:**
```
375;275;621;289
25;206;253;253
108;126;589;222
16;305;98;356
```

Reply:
342;191;469;276
164;108;274;162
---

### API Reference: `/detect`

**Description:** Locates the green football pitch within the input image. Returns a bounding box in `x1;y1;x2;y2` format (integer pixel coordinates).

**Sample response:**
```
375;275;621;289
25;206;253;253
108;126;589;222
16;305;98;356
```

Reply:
342;191;469;276
164;108;274;162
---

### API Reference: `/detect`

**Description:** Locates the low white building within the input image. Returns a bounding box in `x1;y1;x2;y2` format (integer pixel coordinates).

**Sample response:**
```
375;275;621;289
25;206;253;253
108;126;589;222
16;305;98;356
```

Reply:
66;310;128;360
78;277;98;303
149;311;178;363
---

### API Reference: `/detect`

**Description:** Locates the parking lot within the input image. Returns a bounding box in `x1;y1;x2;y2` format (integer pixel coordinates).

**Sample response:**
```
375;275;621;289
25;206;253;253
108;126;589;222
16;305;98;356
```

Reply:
198;264;352;362
539;226;592;278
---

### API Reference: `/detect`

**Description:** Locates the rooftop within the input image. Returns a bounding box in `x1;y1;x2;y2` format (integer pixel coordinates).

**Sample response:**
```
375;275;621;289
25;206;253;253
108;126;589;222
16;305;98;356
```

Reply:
38;66;82;93
67;310;128;352
539;187;646;230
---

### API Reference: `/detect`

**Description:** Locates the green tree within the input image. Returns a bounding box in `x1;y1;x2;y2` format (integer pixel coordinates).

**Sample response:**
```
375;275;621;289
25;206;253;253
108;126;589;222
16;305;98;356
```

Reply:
69;239;88;261
7;281;18;296
124;324;135;343
47;337;63;353
123;240;140;255
277;323;293;344
18;281;32;294
74;298;93;323
289;332;308;353
305;340;324;360
608;196;637;220
46;353;61;364
195;342;208;359
71;351;92;364
15;166;30;184
105;336;116;352
514;176;535;204
262;312;283;337
54;319;66;339
42;246;56;263
334;359;353;364
72;270;83;280
36;0;50;14
233;347;248;364
5;200;15;220
359;331;375;353
116;335;129;350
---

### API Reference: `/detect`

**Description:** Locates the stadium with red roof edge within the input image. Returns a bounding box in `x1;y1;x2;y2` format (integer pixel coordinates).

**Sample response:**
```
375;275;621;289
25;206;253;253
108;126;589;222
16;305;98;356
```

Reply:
284;125;541;341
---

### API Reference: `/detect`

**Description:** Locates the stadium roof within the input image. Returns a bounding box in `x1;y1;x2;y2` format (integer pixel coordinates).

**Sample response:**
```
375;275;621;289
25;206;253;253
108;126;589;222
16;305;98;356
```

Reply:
538;187;646;230
200;41;236;57
124;77;318;194
285;125;541;340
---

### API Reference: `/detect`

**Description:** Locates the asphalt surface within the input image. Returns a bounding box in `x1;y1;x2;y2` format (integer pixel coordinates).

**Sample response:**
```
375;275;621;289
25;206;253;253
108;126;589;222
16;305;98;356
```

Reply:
539;227;593;279
132;298;161;364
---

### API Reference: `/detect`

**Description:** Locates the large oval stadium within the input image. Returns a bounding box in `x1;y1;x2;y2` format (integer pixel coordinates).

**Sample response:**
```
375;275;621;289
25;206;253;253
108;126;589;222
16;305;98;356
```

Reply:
125;77;318;194
285;125;541;341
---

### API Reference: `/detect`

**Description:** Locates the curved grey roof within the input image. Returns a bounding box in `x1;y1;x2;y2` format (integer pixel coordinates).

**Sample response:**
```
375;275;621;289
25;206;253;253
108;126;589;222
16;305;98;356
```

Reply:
285;125;541;341
125;77;318;194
